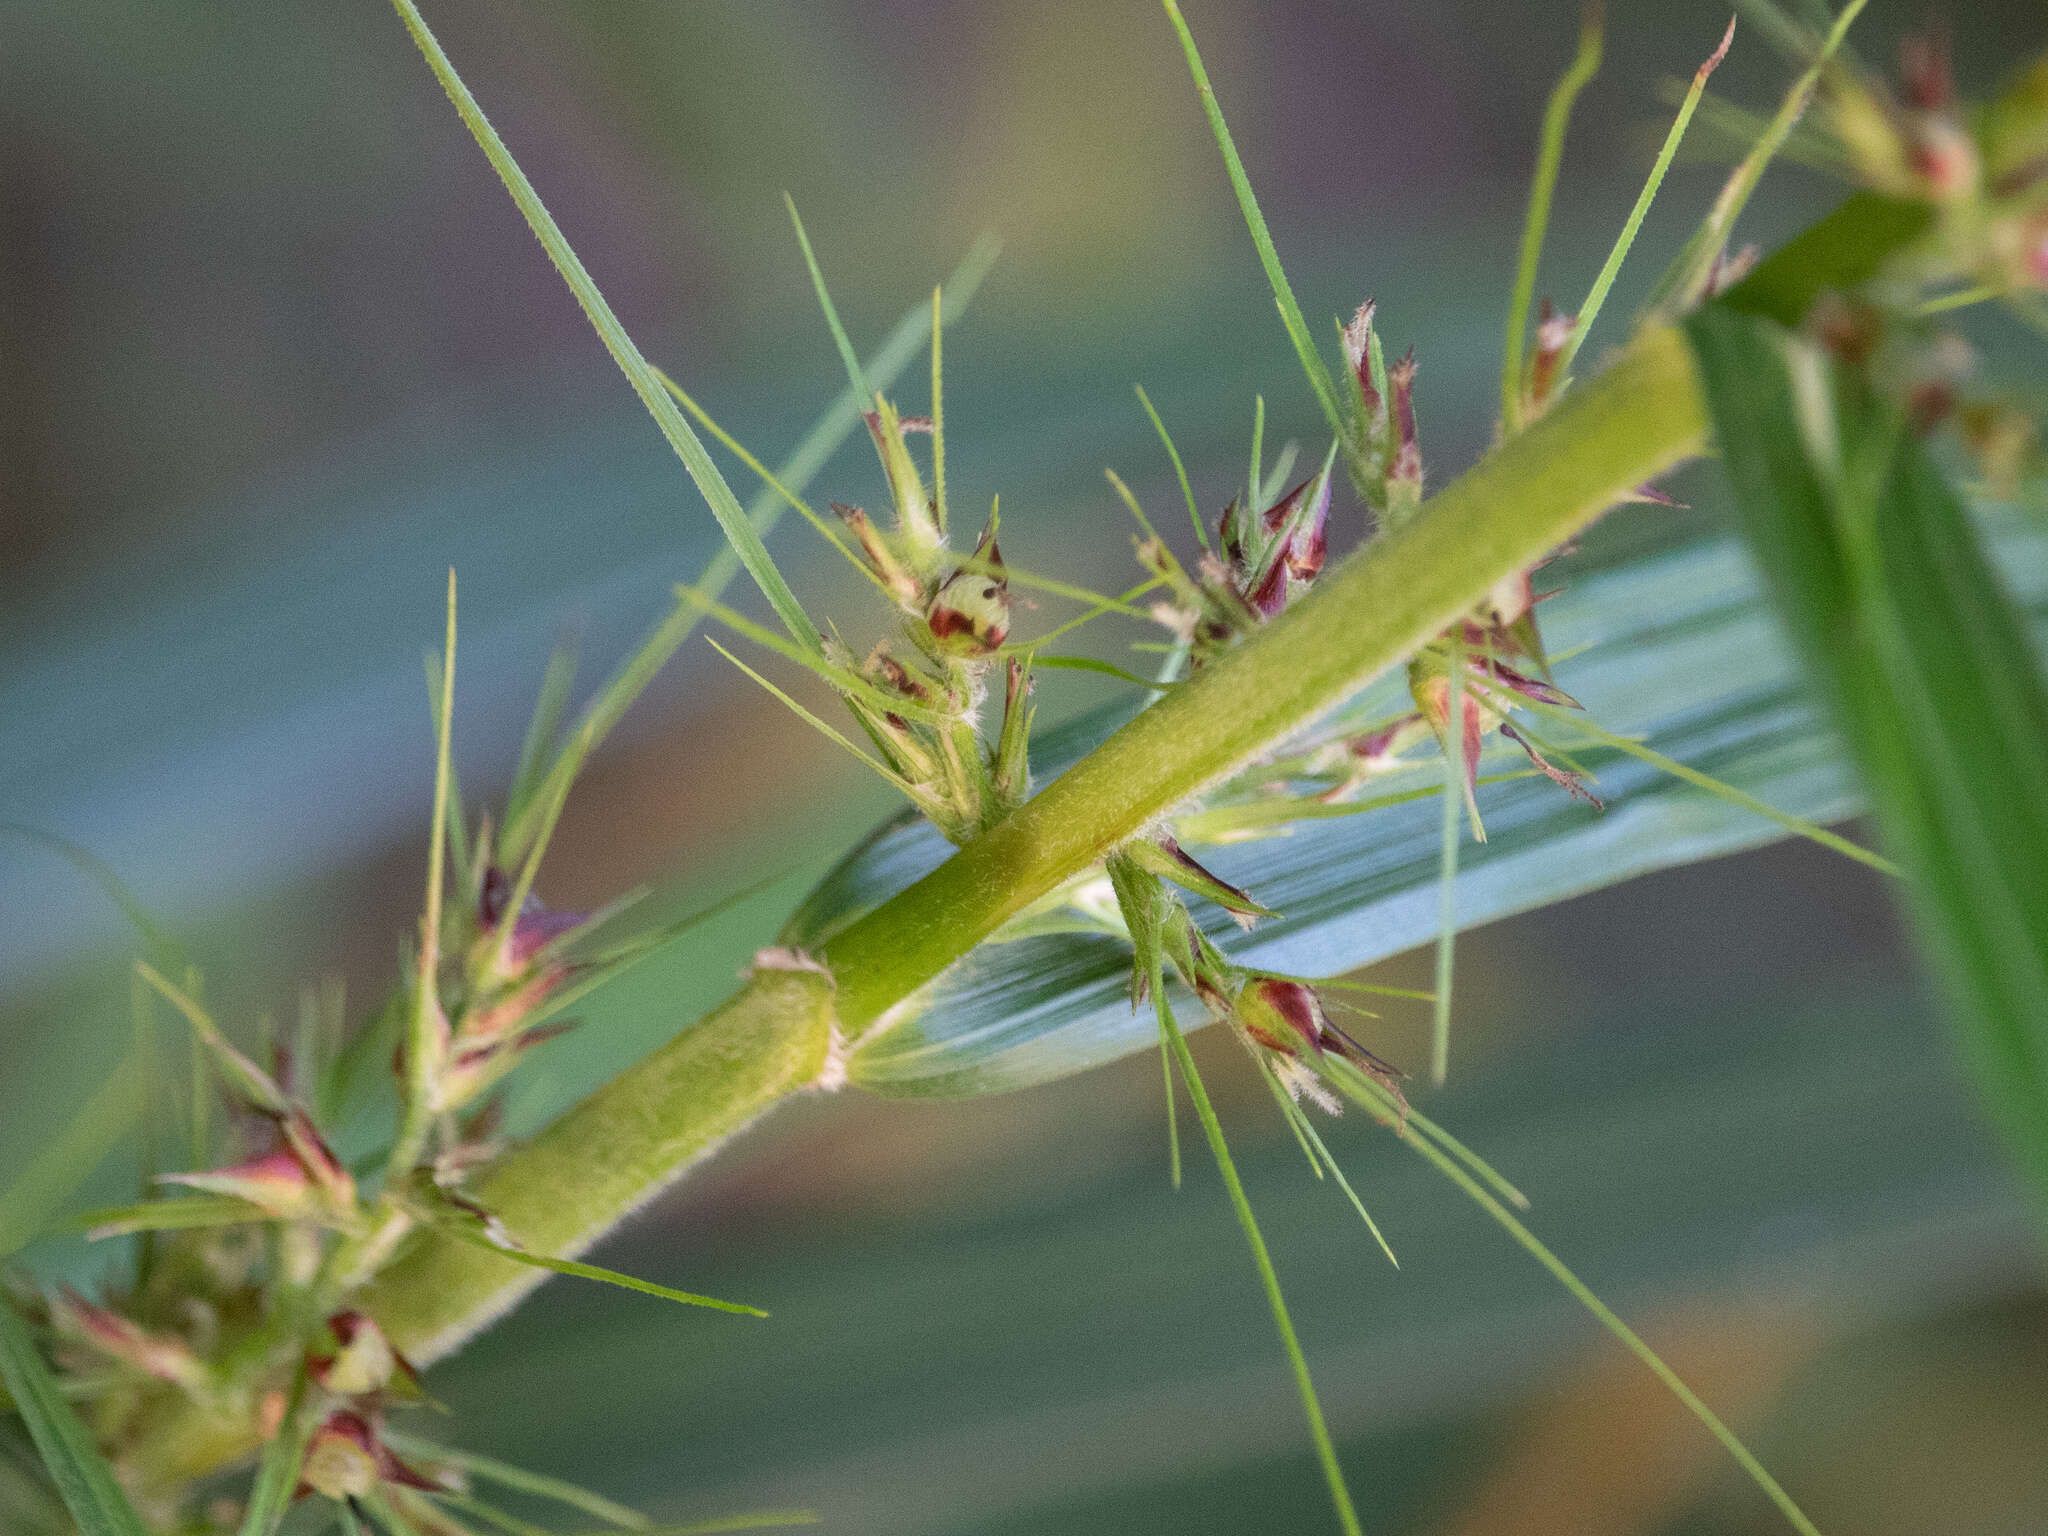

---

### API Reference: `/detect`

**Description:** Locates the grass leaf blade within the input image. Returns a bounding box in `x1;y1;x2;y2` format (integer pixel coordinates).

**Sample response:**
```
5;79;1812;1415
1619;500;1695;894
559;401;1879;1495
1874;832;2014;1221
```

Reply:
388;0;824;657
0;1301;152;1536
1161;2;1347;441
1687;301;2048;1219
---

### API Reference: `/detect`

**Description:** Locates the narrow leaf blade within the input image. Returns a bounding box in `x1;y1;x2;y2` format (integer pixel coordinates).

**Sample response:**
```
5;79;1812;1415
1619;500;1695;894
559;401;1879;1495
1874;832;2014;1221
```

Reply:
0;1302;152;1536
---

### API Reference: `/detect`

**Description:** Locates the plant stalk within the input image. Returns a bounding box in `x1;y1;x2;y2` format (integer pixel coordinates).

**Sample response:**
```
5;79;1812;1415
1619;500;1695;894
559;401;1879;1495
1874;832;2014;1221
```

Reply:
824;323;1705;1032
136;322;1706;1487
386;323;1702;1354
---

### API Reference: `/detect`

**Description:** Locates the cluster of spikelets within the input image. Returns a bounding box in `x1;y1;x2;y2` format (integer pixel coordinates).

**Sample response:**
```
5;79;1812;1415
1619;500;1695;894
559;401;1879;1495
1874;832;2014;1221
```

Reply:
7;7;2048;1536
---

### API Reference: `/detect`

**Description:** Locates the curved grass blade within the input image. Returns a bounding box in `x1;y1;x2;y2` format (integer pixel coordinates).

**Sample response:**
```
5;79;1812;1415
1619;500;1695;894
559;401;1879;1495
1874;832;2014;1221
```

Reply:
388;0;823;658
0;1302;151;1536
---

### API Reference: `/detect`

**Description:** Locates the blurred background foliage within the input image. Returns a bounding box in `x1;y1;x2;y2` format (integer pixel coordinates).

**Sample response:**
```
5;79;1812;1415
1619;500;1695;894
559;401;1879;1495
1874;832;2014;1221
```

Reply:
4;1;2048;1531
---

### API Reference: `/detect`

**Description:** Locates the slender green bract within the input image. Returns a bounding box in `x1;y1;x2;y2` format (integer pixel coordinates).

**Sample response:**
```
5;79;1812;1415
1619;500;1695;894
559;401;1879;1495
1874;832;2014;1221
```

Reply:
1329;1066;1824;1536
0;1302;152;1536
234;1369;311;1536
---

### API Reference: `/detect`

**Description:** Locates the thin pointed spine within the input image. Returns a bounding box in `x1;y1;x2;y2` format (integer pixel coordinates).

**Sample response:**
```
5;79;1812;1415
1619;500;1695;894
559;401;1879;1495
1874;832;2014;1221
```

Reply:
1161;1029;1183;1190
389;568;458;1182
1294;1109;1400;1269
423;651;472;900
786;194;874;406
930;286;947;537
506;639;577;831
1515;697;1898;875
1256;1053;1328;1180
1557;16;1734;379
1402;1101;1822;1536
1012;576;1169;654
1502;0;1604;434
654;368;891;595
1136;384;1211;552
498;241;997;870
1162;2;1348;442
1432;625;1465;1087
704;639;921;801
1645;0;1867;316
679;588;961;730
1249;394;1265;510
378;1433;651;1531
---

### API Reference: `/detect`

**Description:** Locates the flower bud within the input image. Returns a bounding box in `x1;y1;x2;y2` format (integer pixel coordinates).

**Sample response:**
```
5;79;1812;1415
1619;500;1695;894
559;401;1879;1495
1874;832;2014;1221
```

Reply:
309;1312;411;1398
52;1289;209;1392
1384;350;1423;526
298;1412;439;1503
159;1111;357;1230
1233;976;1327;1059
833;501;921;605
926;530;1009;655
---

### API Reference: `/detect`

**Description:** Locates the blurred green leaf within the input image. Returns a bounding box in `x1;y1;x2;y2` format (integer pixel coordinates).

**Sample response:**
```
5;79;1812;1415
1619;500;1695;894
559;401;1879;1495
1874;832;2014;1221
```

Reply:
0;1302;150;1536
1687;301;2048;1218
1720;191;1934;329
0;1052;149;1259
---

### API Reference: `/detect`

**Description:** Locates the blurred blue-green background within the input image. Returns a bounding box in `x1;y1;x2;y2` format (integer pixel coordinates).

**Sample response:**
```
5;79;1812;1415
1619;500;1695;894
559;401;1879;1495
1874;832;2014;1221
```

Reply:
5;2;2048;1532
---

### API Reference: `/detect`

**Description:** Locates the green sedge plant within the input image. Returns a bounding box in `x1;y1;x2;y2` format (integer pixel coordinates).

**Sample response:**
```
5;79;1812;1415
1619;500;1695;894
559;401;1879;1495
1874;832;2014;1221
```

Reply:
5;2;2048;1535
